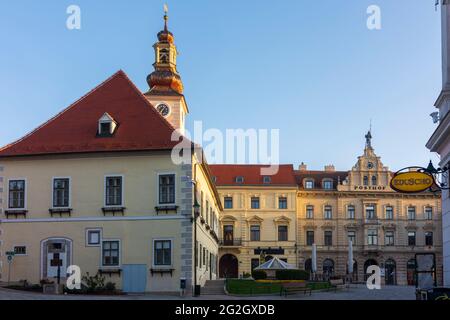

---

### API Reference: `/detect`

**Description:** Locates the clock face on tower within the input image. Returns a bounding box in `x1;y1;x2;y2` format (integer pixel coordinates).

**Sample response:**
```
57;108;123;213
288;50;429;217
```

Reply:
157;104;170;117
367;162;374;169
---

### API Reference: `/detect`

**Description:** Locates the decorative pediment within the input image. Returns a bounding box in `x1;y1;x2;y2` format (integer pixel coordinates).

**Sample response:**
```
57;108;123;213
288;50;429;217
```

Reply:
303;222;317;230
382;223;397;231
423;222;435;231
405;223;418;231
273;215;291;224
344;223;359;230
320;222;336;230
220;215;237;222
246;215;264;223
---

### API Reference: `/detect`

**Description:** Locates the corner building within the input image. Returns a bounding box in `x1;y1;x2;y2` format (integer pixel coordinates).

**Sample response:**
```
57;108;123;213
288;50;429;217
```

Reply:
0;15;221;294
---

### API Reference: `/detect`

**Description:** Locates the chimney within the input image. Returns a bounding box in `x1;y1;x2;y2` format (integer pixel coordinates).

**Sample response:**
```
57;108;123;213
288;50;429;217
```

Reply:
324;164;335;172
299;162;307;171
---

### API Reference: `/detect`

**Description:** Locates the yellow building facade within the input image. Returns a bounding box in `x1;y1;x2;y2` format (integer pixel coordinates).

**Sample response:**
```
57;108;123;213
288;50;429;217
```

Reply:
212;134;443;286
0;15;221;294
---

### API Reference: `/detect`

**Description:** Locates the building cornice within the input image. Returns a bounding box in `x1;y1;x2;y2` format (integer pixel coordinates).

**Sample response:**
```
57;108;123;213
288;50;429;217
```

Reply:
426;109;450;155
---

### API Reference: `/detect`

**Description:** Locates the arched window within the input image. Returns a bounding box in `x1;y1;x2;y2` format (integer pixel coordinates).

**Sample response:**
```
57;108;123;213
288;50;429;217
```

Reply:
407;259;417;286
364;259;378;280
363;176;369;186
385;259;397;285
372;176;377;186
323;259;335;276
304;258;312;272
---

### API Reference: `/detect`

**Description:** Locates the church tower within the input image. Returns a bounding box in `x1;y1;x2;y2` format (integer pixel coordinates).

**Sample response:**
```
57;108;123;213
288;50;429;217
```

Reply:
145;6;188;132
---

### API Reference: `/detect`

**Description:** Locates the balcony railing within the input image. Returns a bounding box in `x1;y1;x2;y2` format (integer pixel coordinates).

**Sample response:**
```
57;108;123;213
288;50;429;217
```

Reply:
219;238;242;247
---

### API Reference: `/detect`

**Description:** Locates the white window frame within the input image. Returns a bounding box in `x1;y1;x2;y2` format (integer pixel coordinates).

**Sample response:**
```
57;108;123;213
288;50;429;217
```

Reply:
304;179;314;189
424;206;433;220
85;228;102;247
156;172;176;206
152;238;174;268
385;205;394;220
51;177;71;209
347;204;355;219
322;179;333;190
235;176;244;184
104;175;124;207
100;239;121;268
306;205;314;219
367;229;378;245
324;205;333;219
7;178;27;210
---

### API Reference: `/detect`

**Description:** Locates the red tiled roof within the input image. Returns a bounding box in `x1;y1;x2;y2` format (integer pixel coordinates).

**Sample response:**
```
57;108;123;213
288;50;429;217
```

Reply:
294;170;348;190
209;164;297;186
0;70;181;157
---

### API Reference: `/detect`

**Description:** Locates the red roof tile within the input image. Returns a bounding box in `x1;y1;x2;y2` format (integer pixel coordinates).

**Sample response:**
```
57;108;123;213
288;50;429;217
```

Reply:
209;164;297;186
0;70;181;157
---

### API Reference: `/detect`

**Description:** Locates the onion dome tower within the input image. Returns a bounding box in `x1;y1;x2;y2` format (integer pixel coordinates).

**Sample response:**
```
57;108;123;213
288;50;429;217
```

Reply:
145;5;188;132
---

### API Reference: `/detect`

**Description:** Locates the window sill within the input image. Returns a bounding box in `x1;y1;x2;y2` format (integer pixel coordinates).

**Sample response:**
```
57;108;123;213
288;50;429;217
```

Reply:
150;268;175;277
5;209;28;218
49;208;72;216
102;207;125;216
155;205;178;214
98;268;122;276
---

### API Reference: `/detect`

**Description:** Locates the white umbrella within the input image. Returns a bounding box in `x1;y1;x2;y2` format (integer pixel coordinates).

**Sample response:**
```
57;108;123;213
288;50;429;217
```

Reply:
311;243;317;273
348;240;354;274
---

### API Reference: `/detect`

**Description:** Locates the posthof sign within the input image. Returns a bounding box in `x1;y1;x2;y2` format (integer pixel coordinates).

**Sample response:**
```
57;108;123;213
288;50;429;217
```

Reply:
390;171;434;193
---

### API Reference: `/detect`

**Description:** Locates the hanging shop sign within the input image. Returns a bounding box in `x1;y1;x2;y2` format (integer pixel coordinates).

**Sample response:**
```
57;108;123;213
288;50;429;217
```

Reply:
390;170;434;193
390;161;449;194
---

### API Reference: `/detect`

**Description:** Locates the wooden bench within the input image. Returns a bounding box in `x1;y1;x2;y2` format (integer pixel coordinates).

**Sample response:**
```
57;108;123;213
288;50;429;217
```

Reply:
329;278;346;292
280;282;312;297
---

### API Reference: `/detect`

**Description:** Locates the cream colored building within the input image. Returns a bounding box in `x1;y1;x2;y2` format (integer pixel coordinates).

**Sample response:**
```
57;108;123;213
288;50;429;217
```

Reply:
209;165;298;277
0;15;221;294
212;134;443;286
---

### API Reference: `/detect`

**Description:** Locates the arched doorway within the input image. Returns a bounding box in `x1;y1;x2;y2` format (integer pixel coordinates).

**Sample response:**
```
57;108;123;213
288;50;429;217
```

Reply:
219;254;238;278
385;259;397;285
364;259;378;281
40;238;72;280
322;259;335;278
407;259;417;286
304;258;312;273
346;259;358;281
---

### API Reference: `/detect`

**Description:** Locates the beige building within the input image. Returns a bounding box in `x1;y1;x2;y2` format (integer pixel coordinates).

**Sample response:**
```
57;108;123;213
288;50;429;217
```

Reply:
212;133;443;285
209;165;298;277
0;14;221;294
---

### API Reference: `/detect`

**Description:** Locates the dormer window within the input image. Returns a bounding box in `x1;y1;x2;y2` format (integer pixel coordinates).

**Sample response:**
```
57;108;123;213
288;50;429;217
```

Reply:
98;113;117;137
235;176;244;184
263;176;271;184
322;179;333;190
304;179;314;189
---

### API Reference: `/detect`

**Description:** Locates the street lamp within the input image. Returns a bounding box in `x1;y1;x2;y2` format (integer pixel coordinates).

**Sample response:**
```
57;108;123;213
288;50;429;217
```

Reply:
423;160;449;190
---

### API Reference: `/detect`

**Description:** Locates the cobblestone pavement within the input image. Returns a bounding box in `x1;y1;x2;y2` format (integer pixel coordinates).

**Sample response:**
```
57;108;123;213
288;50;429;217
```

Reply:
0;284;416;300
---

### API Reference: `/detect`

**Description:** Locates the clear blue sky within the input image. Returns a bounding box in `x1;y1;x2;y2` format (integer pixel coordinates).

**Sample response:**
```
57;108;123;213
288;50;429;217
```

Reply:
0;0;443;171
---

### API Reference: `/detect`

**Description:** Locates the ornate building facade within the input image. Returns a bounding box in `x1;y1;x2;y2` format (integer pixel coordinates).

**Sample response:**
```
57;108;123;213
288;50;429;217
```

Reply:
212;133;443;286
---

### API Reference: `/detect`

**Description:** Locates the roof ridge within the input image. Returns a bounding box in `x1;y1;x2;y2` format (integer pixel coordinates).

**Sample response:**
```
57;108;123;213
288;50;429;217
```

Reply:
0;70;126;153
118;71;181;135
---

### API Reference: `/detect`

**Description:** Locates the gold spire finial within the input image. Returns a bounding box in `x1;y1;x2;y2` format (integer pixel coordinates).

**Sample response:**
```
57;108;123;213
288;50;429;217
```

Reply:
163;4;169;31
